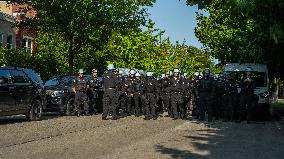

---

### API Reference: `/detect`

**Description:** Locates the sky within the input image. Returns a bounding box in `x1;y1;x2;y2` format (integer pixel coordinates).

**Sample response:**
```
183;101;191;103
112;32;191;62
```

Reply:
147;0;204;49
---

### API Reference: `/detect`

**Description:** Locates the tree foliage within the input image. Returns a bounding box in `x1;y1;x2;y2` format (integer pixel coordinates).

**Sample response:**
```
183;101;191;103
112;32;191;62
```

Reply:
186;0;284;77
0;48;32;68
103;24;210;75
18;0;155;74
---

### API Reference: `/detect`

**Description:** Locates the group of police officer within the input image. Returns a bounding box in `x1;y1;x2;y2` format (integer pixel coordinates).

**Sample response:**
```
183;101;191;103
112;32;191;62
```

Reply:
72;64;258;123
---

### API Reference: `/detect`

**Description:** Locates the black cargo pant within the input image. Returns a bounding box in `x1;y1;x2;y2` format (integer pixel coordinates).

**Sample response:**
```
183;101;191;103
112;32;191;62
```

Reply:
239;93;257;121
134;93;142;116
199;93;213;121
127;95;135;115
191;93;199;118
213;94;224;120
75;91;89;115
224;93;237;121
171;93;185;119
144;92;157;119
162;93;171;115
102;89;117;119
89;90;99;114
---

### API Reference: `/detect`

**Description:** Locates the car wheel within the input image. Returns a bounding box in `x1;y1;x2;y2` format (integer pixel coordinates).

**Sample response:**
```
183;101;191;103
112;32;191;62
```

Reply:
27;99;42;121
65;98;76;116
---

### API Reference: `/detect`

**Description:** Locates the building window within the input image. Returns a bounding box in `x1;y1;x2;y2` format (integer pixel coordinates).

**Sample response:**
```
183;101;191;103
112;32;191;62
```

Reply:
22;37;33;53
7;34;13;49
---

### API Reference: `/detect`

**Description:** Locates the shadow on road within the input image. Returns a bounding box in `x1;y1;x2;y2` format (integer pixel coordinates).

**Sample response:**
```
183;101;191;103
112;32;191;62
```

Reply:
0;112;62;125
154;120;284;159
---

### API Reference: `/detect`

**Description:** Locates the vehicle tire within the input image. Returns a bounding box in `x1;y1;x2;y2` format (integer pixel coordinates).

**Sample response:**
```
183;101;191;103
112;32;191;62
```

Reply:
27;99;42;121
65;98;76;116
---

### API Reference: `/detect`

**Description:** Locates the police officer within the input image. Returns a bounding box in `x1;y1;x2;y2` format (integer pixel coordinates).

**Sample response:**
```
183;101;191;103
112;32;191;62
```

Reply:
88;68;101;115
143;72;157;120
182;72;191;119
198;69;214;121
223;72;238;122
125;69;137;115
161;71;171;116
191;71;200;119
212;73;226;120
73;68;89;116
170;68;185;120
239;67;257;123
102;64;119;120
133;72;143;116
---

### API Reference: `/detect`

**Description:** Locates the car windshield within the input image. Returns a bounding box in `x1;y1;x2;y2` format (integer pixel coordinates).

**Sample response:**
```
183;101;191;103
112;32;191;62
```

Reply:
225;71;267;87
45;76;74;86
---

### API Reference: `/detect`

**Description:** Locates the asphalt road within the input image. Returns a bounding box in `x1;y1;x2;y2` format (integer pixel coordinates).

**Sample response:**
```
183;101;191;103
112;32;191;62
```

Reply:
0;114;284;159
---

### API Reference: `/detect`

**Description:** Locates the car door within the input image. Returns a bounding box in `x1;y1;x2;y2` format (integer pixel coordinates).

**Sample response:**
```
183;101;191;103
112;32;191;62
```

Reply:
0;69;15;113
9;69;34;111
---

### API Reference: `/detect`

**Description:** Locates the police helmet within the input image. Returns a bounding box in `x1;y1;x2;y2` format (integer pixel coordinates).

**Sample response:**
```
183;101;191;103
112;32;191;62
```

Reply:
203;69;210;75
130;69;136;75
165;70;170;75
146;72;153;77
107;64;115;70
78;68;84;74
173;68;180;73
114;68;119;73
92;68;97;73
194;72;200;77
218;73;224;79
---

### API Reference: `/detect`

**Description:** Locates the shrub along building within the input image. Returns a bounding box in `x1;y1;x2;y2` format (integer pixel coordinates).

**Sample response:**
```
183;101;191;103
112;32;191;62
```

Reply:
0;1;37;54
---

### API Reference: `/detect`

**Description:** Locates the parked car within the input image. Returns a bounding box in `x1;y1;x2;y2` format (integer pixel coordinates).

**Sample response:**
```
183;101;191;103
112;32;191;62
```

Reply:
44;76;76;115
44;75;103;115
0;67;46;121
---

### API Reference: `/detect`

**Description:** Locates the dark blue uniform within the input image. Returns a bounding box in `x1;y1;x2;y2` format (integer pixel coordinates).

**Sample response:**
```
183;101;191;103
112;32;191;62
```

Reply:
198;76;214;121
88;76;101;114
170;77;184;120
143;77;157;120
239;76;257;122
73;76;89;116
102;71;119;120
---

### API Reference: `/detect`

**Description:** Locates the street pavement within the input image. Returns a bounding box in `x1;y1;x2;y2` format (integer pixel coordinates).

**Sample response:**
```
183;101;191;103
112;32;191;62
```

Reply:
0;114;284;159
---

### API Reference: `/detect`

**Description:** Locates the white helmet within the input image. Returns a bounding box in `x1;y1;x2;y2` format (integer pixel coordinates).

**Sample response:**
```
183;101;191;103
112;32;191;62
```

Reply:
194;72;200;77
135;72;141;77
146;72;153;77
173;68;180;73
107;64;115;70
130;69;136;75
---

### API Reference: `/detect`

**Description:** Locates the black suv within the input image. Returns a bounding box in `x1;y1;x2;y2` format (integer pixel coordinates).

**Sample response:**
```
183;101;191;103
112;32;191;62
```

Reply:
0;67;46;121
44;75;104;115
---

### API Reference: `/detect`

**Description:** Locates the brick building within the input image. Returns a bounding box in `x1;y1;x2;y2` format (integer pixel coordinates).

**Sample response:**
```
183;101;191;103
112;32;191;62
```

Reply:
0;1;37;54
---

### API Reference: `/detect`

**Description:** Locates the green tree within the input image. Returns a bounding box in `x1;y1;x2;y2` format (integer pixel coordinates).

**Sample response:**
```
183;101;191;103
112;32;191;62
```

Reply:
17;0;155;75
0;48;32;67
186;0;284;77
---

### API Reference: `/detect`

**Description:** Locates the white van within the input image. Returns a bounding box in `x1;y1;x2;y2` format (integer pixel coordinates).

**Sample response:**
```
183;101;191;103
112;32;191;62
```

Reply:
224;63;269;105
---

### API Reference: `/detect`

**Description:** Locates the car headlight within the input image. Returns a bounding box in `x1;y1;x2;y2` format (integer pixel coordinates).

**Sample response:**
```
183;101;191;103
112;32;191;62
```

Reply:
51;90;65;97
259;92;269;98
